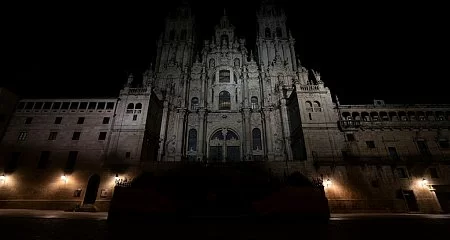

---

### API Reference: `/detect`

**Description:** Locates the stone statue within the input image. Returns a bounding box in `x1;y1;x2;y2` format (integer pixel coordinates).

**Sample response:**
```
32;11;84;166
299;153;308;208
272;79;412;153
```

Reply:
312;69;322;83
126;73;133;87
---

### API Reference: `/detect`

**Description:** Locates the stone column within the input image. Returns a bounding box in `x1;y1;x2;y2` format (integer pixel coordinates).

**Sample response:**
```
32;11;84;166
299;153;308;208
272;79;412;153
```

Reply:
280;98;293;161
263;107;274;161
243;108;251;160
198;109;206;161
175;108;187;161
157;100;170;162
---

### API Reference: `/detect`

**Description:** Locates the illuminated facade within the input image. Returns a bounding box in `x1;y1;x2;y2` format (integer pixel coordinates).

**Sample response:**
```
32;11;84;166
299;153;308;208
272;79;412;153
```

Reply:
1;1;449;213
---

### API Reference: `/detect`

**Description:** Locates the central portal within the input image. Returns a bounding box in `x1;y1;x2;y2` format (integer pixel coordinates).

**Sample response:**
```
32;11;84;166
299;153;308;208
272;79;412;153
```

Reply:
209;128;240;162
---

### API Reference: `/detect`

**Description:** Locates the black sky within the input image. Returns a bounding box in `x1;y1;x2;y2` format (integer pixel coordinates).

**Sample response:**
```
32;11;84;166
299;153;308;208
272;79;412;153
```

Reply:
3;0;449;104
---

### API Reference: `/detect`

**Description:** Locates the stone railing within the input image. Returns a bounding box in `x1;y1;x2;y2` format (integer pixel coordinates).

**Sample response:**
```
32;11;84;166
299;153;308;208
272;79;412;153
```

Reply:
298;85;320;92
124;88;149;95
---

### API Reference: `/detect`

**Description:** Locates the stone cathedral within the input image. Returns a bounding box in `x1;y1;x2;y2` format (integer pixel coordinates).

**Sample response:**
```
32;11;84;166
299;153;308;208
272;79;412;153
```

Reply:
1;1;450;214
150;2;313;163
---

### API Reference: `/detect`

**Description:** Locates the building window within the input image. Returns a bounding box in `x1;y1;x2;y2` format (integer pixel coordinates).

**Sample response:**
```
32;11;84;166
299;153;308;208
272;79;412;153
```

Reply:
88;102;96;109
77;117;85;124
135;103;142;110
396;168;408;178
191;97;199;110
416;140;431;156
219;91;231;110
438;139;449;148
18;132;27;141
70;102;79;110
72;132;81;140
388;147;400;161
127;103;134;113
188;129;197;151
252;128;262;150
65;151;78;172
6;152;21;172
61;102;70;109
103;117;110;124
346;134;355;142
429;168;439;178
251;96;258;109
133;115;137;121
54;117;62;124
37;151;50;169
25;117;33;124
97;102;105;110
52;102;61;110
125;152;131;159
265;27;271;38
98;132;107;140
219;70;230;83
79;102;88;109
48;132;58;140
276;27;282;38
106;102;114;109
366;141;375;148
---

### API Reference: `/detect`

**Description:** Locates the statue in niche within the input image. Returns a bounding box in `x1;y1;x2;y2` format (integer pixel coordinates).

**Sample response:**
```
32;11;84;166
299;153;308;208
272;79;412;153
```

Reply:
209;58;215;68
234;58;240;67
312;69;322;83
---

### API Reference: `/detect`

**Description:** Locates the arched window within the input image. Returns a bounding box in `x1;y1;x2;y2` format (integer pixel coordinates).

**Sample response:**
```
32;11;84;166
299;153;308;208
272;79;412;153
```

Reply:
127;103;134;109
169;30;175;40
191;97;199;110
135;103;142;109
219;91;231;110
180;29;187;40
188;129;197;151
276;27;282;37
313;101;321;107
234;58;240;67
265;27;271;38
252;128;262;150
219;70;230;83
251;96;258;109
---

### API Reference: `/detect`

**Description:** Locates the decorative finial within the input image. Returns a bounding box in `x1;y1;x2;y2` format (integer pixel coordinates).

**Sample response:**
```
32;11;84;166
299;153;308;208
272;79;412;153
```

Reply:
335;95;340;106
250;50;254;62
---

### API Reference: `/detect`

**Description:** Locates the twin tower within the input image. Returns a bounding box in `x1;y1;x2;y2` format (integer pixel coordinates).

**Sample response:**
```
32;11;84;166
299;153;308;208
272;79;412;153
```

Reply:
130;0;337;164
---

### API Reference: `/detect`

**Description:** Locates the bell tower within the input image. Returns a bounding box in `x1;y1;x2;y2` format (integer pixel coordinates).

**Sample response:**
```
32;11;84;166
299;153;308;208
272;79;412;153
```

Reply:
256;0;297;72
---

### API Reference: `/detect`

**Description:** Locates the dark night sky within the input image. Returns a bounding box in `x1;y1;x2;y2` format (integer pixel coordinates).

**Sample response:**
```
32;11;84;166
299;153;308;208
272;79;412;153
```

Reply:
2;0;449;104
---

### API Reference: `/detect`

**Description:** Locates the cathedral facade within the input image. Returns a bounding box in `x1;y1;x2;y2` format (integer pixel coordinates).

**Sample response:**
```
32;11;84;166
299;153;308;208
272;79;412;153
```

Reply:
1;1;449;213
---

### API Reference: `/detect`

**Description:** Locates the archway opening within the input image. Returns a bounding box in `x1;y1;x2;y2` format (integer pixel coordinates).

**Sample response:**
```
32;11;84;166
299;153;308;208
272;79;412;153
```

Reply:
83;174;100;205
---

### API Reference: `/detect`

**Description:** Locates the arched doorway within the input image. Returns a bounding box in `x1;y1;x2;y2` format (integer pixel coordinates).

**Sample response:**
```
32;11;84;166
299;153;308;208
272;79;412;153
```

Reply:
209;129;240;162
83;174;100;205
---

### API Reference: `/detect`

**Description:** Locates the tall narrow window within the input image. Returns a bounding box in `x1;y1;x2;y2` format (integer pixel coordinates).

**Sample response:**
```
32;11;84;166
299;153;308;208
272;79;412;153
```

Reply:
265;27;271;38
188;129;197;151
25;117;33;124
417;140;431;156
37;151;50;169
77;117;85;124
219;70;230;83
276;27;282;37
18;131;27;141
72;132;81;140
251;96;258;109
98;132;107;140
388;147;400;161
219;91;231;110
191;97;199;110
54;117;62;124
48;132;58;140
65;151;78;172
252;128;262;150
102;117;110;124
